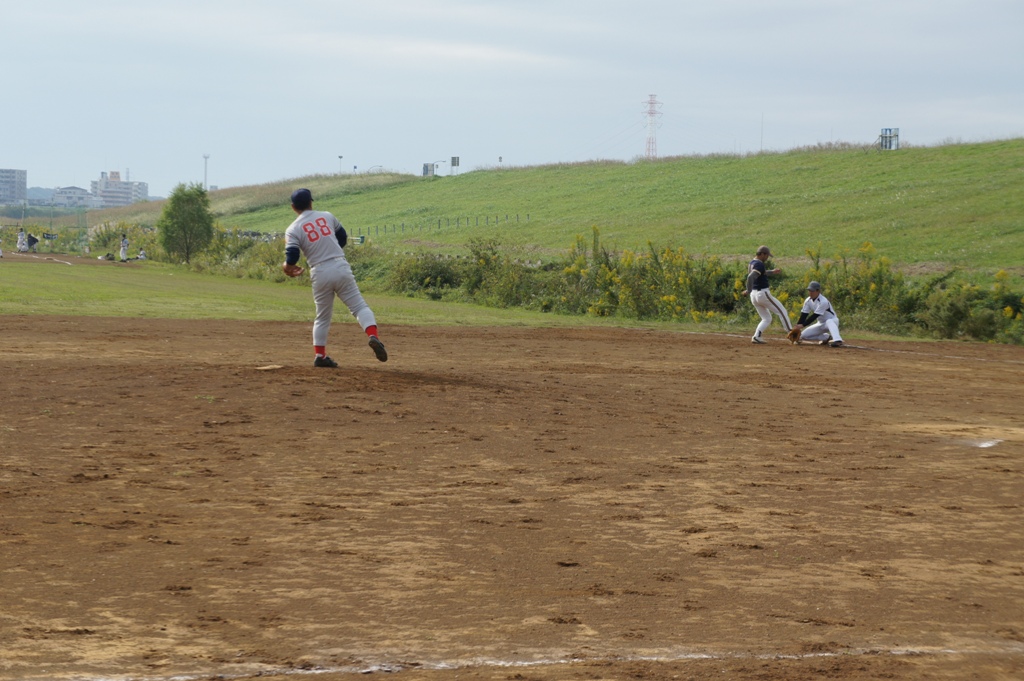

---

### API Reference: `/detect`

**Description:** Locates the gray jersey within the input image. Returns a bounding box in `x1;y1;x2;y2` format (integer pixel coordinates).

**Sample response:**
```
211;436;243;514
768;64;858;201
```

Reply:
284;210;347;268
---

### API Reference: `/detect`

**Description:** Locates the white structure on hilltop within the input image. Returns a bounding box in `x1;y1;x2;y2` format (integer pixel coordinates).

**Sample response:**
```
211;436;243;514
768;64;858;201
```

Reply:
90;170;148;207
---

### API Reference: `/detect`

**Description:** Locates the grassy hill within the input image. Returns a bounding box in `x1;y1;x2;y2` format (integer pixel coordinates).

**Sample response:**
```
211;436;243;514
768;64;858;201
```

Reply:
59;139;1024;272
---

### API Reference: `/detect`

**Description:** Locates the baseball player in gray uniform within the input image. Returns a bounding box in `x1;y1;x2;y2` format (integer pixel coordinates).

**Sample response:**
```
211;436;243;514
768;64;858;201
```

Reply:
740;245;793;343
282;188;387;367
793;281;843;347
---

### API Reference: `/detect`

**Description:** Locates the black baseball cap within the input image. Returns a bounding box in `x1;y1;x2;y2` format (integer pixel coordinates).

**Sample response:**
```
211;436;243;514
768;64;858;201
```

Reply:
291;188;313;205
807;281;821;291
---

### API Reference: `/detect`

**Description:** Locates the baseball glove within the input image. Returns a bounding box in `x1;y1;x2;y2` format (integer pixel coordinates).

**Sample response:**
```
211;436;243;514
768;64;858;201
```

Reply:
282;263;304;278
786;326;802;344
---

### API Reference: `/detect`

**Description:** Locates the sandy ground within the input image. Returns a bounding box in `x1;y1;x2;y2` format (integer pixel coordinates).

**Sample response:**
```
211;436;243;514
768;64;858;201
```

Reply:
1;311;1023;681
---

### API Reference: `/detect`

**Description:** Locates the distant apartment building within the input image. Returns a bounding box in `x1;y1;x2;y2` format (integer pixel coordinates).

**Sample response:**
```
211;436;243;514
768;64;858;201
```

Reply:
52;186;101;208
90;170;148;207
0;168;28;205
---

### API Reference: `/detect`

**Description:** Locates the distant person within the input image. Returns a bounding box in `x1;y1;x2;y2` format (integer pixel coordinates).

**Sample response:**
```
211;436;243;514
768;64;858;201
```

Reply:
17;228;28;252
0;237;4;258
740;245;793;344
281;187;387;367
137;248;147;260
119;234;129;262
27;233;39;253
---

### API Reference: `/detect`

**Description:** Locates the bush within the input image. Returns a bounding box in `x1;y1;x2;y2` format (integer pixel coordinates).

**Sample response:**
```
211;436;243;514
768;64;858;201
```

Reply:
796;242;918;334
552;229;745;321
910;273;1024;342
387;252;463;299
995;302;1024;344
616;246;661;319
656;246;743;319
916;286;975;338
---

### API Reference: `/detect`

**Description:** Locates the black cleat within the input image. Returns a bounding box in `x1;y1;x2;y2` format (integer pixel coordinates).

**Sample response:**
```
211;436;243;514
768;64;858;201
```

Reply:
829;340;844;348
313;355;339;368
751;336;766;344
369;336;388;362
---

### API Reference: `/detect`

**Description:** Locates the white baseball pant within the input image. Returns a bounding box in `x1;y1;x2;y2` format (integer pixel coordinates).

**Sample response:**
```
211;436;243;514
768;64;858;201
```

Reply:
750;289;792;337
309;257;376;347
798;317;842;343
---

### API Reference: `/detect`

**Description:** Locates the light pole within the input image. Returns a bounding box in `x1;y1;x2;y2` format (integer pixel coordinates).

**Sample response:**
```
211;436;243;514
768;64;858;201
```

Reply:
432;160;445;176
338;155;344;174
203;154;210;189
367;165;383;174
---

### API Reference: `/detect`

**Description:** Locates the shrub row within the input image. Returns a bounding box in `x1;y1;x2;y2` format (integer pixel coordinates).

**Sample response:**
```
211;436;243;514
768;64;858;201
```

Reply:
378;229;1024;344
16;222;1020;344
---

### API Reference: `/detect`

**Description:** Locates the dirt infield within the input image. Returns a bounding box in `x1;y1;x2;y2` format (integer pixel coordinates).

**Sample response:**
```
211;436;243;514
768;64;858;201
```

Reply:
2;315;1023;681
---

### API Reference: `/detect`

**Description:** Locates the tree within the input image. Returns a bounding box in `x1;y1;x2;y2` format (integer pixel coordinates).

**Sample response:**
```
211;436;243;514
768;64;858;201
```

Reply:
157;183;214;263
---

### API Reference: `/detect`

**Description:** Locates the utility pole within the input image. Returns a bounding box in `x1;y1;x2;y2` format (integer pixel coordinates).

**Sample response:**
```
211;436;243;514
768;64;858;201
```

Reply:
644;95;662;160
203;154;210;190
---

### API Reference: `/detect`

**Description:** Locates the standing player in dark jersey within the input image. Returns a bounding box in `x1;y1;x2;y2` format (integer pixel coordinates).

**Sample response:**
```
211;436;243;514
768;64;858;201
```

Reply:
740;245;793;344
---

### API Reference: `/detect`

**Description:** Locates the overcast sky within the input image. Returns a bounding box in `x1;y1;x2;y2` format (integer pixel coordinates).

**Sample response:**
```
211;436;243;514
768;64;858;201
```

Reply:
4;0;1022;197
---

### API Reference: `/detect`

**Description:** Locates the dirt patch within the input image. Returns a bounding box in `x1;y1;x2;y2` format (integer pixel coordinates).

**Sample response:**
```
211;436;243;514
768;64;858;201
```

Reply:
1;316;1022;681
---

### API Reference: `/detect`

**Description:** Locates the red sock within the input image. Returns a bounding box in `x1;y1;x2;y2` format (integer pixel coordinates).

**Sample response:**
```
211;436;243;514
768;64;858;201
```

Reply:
314;345;326;357
365;325;378;338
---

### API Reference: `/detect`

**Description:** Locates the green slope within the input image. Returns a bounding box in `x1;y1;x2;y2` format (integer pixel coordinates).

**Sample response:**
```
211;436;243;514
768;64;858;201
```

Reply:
68;139;1024;270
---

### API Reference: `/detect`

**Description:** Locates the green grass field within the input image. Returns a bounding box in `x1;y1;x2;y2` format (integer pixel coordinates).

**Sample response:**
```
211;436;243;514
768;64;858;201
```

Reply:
51;139;1024;271
0;258;667;329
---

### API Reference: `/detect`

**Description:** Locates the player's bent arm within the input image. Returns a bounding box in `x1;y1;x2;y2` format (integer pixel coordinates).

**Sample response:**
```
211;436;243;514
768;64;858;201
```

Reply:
744;270;759;294
282;246;304;277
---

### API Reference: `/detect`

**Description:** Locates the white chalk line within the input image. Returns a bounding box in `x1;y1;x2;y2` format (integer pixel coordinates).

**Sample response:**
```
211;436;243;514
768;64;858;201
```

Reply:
706;330;1024;366
25;643;1024;681
9;252;75;265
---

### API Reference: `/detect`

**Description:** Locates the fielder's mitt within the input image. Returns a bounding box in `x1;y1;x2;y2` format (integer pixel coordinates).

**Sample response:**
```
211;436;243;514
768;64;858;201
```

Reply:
282;263;304;278
786;326;802;344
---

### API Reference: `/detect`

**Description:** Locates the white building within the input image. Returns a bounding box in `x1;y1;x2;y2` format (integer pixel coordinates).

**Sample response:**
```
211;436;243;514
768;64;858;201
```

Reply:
90;170;148;207
53;186;101;208
0;168;28;205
